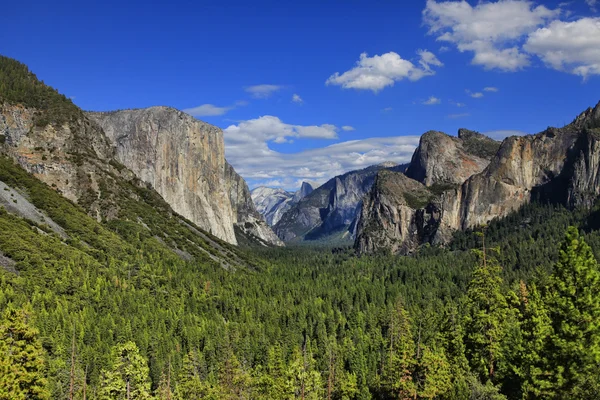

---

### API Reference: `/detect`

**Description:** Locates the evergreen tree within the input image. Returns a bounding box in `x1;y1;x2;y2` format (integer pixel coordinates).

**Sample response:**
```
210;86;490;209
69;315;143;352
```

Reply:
544;227;600;397
98;341;152;400
382;298;416;399
515;282;554;399
416;345;452;399
175;351;214;400
464;236;508;382
0;306;49;400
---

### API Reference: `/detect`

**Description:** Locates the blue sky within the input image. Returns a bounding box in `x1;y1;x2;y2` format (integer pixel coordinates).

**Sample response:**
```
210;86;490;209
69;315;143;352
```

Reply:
2;0;599;190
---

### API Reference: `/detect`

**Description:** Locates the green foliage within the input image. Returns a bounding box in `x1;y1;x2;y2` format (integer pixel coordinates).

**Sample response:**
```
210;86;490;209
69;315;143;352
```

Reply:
0;55;81;127
464;241;509;382
98;341;152;399
543;227;600;397
0;305;49;400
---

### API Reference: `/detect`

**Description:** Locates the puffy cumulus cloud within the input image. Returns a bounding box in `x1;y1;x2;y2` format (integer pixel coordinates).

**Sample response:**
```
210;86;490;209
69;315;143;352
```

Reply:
245;84;283;98
325;50;443;92
292;93;303;103
183;103;232;117
423;96;441;105
224;117;419;190
524;18;600;78
423;0;559;71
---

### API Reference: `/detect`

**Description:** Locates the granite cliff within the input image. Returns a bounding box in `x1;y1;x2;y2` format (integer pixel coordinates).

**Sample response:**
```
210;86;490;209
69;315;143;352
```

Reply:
88;108;281;247
355;102;600;255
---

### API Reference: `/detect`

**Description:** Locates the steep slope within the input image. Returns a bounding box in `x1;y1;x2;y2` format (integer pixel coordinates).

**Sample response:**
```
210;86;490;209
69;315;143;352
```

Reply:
225;162;284;246
274;163;403;242
355;101;600;255
251;181;314;226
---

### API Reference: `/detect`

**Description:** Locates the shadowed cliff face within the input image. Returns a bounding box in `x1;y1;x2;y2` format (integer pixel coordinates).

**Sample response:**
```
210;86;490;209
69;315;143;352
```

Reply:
355;101;600;255
274;163;402;243
225;162;284;247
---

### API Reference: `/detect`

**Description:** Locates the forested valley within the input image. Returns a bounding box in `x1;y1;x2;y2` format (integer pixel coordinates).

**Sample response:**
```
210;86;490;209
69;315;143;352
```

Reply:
3;145;600;399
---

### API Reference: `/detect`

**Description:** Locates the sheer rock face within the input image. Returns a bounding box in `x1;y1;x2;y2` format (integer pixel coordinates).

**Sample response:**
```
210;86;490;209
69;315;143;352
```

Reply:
355;101;600;254
225;162;284;246
88;107;239;244
274;164;399;242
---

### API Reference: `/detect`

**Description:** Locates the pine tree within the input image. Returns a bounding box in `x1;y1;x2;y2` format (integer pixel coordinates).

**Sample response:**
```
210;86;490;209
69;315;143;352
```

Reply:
439;305;470;400
382;298;416;399
175;351;214;400
416;345;452;399
464;233;508;382
516;282;554;399
0;306;49;400
544;227;600;397
98;341;152;400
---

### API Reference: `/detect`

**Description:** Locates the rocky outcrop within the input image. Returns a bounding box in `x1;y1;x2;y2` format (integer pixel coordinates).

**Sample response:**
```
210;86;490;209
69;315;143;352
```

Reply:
405;130;499;187
251;182;315;226
355;170;439;254
225;162;284;247
275;163;401;242
356;101;600;254
0;102;125;220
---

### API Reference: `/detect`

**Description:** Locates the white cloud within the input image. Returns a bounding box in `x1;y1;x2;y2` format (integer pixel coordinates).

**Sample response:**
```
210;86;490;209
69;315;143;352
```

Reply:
467;90;484;98
587;0;597;12
449;100;466;107
423;0;559;71
292;93;303;103
484;87;499;92
245;84;283;98
326;50;443;92
423;96;441;105
224;117;419;190
382;107;393;112
524;18;600;78
342;126;355;131
183;104;232;117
